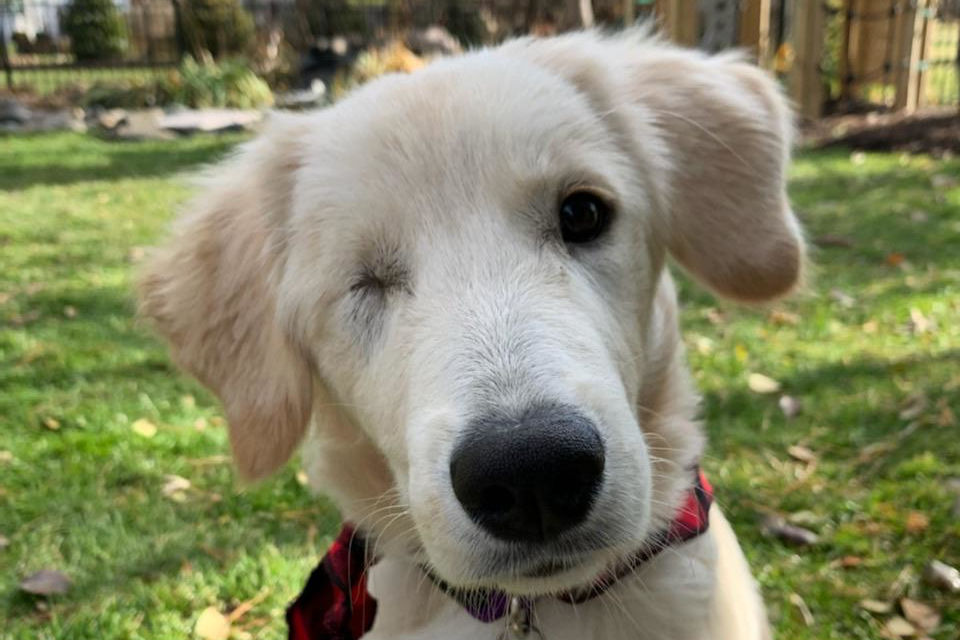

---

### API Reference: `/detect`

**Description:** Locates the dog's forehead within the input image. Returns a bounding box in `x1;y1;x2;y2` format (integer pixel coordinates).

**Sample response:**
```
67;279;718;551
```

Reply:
298;53;614;204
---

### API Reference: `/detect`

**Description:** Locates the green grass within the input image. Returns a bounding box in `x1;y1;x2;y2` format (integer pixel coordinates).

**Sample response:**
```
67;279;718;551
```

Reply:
1;133;958;639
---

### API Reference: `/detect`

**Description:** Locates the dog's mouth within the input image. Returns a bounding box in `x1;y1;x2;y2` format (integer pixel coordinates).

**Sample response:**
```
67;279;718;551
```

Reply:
520;557;580;578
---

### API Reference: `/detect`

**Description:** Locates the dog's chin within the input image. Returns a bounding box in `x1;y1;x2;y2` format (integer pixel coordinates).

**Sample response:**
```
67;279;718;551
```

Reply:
433;547;619;597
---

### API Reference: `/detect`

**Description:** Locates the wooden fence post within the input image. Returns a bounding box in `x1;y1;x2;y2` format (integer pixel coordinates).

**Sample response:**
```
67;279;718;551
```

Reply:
789;0;825;119
656;0;700;47
892;0;917;110
905;0;931;112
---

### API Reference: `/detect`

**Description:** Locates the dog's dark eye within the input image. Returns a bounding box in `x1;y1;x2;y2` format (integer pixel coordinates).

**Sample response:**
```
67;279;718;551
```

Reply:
559;192;612;244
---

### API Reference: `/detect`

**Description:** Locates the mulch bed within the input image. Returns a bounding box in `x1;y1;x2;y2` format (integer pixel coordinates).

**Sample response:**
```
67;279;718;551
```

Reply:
802;108;960;156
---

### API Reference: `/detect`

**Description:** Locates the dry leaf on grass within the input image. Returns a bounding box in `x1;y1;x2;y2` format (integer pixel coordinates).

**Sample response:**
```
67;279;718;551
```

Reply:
838;555;863;569
813;234;854;248
829;289;855;308
0;450;14;464
748;373;781;394
858;441;896;464
762;515;819;546
860;599;893;614
905;511;930;533
886;252;906;267
778;395;802;418
227;590;271;623
900;598;940;634
131;418;157;438
924;560;960;593
883;616;916;638
908;308;932;334
19;569;71;596
787;445;817;464
788;593;814;626
195;607;231;640
0;534;9;551
162;474;191;499
42;417;60;431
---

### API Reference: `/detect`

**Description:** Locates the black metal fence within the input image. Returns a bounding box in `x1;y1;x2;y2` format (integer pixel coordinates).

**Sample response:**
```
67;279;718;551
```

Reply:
0;0;607;94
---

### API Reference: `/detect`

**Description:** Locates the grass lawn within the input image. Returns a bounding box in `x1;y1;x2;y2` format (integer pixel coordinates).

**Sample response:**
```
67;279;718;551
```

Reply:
1;132;958;639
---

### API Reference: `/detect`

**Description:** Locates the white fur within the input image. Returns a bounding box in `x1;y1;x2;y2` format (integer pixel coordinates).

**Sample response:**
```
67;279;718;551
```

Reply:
141;29;803;640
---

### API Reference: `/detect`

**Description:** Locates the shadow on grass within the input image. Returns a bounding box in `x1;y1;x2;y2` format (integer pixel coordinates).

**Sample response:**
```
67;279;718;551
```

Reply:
0;132;245;190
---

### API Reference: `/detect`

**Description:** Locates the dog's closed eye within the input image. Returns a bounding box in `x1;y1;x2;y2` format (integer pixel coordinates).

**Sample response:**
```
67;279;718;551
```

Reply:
348;251;410;346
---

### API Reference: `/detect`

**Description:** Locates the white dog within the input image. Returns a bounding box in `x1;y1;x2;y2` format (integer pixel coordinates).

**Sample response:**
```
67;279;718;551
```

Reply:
141;30;803;640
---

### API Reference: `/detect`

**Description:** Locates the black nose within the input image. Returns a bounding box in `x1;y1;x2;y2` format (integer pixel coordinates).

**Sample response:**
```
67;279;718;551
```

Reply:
449;404;605;543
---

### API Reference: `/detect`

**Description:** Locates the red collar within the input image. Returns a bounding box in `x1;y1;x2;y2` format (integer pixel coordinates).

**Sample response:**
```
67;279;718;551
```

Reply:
287;468;713;640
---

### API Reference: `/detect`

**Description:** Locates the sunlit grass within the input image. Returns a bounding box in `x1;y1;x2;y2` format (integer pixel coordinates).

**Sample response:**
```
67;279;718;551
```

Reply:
1;134;958;639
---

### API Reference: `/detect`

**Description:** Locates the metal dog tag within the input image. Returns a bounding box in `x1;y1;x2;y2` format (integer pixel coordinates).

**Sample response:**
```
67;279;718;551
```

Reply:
499;597;544;640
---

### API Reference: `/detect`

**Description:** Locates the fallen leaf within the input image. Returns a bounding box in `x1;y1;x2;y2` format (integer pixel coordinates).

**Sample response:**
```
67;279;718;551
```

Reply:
19;570;71;595
769;309;801;325
860;599;893;614
762;515;819;546
131;418;157;438
862;320;879;333
900;598;940;633
42;417;60;431
195;607;231;640
936;400;956;427
883;616;915;638
162;474;191;497
924;560;960;592
693;335;713;355
705;308;725;325
748;373;781;394
787;445;817;464
789;592;814;626
829;289;855;308
0;450;14;464
227;589;271;623
886;252;906;267
905;511;929;533
0;534;9;550
908;308;932;334
779;395;802;419
813;234;854;248
858;441;896;464
899;394;928;421
839;555;863;568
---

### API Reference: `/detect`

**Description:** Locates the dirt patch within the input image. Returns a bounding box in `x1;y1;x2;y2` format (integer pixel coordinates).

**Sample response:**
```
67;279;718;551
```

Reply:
802;108;960;156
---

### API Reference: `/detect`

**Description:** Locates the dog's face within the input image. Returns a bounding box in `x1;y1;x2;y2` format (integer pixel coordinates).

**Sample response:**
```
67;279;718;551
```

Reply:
141;33;803;595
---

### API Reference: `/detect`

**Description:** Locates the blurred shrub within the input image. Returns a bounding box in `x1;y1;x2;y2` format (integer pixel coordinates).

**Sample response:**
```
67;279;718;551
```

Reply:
163;56;273;108
179;0;255;59
81;77;171;109
63;0;128;61
81;57;273;109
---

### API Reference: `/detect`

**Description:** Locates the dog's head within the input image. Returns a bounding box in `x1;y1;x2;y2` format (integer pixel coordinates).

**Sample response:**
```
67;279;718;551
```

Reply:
140;32;802;595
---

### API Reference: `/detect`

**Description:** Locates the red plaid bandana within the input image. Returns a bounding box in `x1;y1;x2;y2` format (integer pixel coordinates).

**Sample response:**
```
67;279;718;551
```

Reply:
287;468;713;640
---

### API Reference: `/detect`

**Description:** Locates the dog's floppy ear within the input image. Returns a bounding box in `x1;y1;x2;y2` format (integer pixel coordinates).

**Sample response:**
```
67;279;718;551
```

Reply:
504;32;804;302
139;114;313;479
